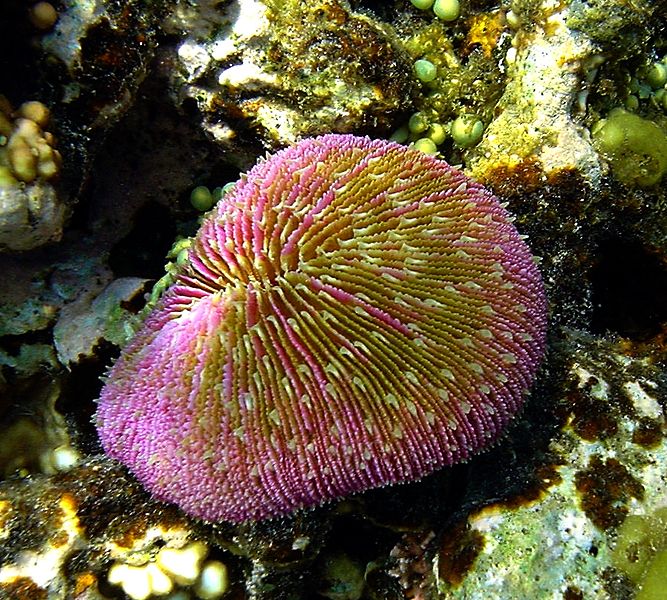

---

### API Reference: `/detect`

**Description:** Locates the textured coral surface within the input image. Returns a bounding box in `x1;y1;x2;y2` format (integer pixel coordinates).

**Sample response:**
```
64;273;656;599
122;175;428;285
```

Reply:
96;134;547;522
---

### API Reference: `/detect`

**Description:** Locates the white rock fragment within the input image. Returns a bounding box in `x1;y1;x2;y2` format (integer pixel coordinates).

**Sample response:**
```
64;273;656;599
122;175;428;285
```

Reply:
218;62;277;89
53;277;149;366
107;561;175;600
177;41;212;80
209;0;269;62
108;564;152;600
624;380;662;420
41;0;104;68
146;562;173;595
48;445;81;472
194;560;229;599
157;541;208;586
574;365;609;400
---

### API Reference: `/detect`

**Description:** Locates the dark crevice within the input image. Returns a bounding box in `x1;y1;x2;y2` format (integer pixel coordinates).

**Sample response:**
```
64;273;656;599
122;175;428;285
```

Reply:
58;345;119;455
589;239;667;340
107;201;177;279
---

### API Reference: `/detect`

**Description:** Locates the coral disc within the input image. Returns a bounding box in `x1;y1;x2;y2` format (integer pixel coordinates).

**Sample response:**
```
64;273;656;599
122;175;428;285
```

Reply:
96;134;548;522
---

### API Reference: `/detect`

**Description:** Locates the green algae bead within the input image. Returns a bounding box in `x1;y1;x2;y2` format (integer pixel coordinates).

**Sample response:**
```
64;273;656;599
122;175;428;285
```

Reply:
451;115;484;148
428;122;447;145
211;187;225;202
410;0;436;9
646;62;667;90
653;89;667;111
505;10;520;29
408;112;429;134
591;118;623;149
389;126;410;144
190;186;215;211
414;59;437;83
167;237;193;261
413;137;438;155
176;247;190;266
221;182;236;196
433;0;460;21
150;274;171;304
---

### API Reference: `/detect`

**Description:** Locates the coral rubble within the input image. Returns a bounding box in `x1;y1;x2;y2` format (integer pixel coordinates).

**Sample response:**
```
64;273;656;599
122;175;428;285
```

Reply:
165;0;415;156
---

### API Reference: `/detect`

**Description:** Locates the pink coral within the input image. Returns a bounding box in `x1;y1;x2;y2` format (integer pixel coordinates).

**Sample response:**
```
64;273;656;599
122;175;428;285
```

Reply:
96;134;547;522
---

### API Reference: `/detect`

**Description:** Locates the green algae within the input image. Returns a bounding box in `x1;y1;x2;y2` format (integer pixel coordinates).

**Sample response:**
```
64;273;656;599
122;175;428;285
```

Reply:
637;549;667;600
399;13;504;157
592;108;667;187
567;0;656;44
451;114;484;148
414;59;437;82
613;507;667;599
190;185;215;212
433;0;460;22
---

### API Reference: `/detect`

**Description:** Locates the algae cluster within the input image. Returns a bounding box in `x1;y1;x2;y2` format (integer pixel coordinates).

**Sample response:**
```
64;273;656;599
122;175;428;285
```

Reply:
592;108;667;187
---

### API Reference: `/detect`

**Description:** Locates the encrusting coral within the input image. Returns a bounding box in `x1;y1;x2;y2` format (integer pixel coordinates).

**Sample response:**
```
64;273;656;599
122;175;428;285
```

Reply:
96;134;548;523
0;96;61;187
0;96;65;250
